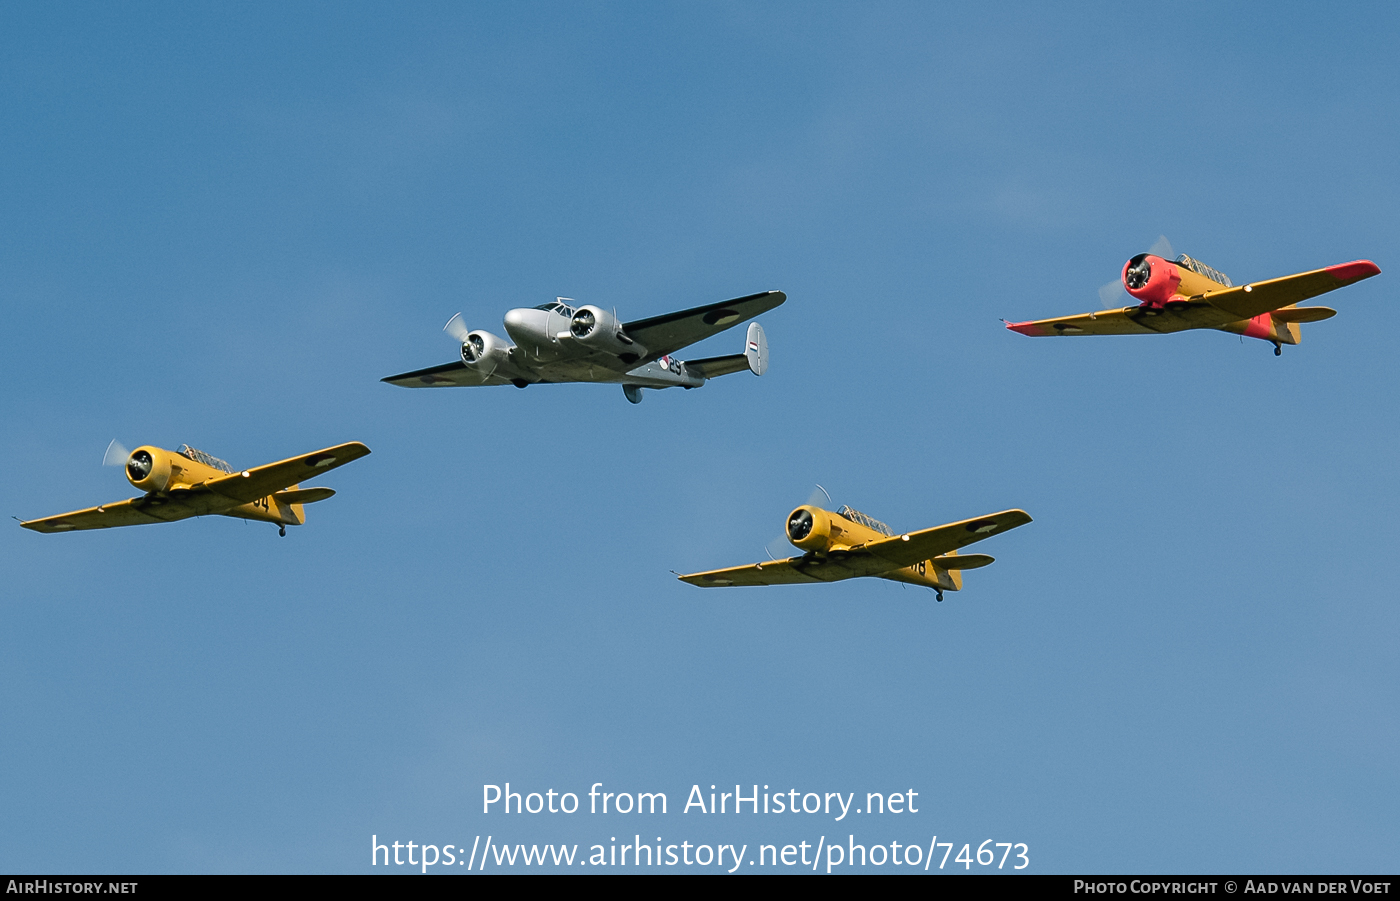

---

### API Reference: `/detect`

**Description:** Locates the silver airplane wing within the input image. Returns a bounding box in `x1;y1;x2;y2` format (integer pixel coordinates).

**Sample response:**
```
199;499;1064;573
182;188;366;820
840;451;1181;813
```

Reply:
381;360;528;388
624;291;785;365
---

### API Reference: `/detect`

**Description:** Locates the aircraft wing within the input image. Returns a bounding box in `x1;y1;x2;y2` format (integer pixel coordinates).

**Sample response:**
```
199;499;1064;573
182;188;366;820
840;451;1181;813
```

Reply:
1202;260;1380;321
1004;309;1165;337
677;557;825;587
204;442;371;504
1007;298;1277;336
21;497;179;532
625;291;785;365
862;509;1032;569
381;361;521;388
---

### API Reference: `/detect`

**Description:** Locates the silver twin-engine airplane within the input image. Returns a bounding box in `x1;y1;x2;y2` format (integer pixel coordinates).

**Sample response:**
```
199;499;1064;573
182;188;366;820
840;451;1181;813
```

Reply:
381;290;785;403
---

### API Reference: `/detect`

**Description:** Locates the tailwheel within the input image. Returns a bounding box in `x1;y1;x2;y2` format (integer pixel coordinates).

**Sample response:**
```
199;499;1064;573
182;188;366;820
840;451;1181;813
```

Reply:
935;590;944;602
1273;343;1282;356
278;525;286;537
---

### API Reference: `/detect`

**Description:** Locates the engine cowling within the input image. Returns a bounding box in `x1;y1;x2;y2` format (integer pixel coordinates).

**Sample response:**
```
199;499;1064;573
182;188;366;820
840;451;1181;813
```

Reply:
787;505;835;553
460;329;514;370
1122;253;1183;307
125;446;174;493
569;305;646;358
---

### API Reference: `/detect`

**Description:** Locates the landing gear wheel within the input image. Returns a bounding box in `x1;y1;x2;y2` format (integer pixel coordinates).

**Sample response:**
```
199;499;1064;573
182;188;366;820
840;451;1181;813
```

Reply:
935;590;944;602
1273;343;1282;356
278;525;286;537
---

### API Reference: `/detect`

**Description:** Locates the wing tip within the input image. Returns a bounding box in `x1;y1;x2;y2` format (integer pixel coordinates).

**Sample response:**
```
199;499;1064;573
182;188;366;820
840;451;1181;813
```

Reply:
1003;320;1044;337
20;519;68;533
1327;260;1381;282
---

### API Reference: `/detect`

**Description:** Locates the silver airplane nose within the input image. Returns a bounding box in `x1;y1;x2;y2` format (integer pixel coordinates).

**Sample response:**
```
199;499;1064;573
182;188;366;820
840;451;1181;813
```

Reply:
503;307;546;346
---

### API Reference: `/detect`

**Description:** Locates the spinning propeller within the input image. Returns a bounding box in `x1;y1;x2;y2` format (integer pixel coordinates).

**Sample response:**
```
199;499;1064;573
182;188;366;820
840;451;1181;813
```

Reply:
444;312;493;373
103;439;152;483
443;312;470;344
102;439;130;468
765;484;831;560
1097;235;1174;308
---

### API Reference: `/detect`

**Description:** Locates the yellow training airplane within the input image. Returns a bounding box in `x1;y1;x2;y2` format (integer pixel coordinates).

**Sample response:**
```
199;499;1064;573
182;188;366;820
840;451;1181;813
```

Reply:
20;441;371;536
678;502;1031;600
1004;248;1380;355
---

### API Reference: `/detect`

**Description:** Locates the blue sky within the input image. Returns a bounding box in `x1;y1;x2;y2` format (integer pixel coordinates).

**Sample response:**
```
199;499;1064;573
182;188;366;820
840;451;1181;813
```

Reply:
2;2;1396;874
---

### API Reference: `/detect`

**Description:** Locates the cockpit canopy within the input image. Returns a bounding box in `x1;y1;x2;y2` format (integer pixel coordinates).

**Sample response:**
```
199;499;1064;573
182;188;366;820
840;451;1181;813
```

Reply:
836;505;893;537
1174;254;1233;287
176;445;234;474
532;297;577;317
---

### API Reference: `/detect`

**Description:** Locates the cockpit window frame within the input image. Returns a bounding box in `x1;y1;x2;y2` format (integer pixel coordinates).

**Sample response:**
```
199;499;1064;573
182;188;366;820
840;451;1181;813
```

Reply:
835;505;894;537
176;445;234;474
1175;254;1233;288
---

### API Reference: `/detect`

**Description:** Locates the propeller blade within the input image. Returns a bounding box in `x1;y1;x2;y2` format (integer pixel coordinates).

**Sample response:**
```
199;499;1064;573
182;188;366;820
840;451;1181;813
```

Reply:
1098;279;1127;309
764;535;791;561
1148;234;1175;260
443;312;471;345
102;439;130;467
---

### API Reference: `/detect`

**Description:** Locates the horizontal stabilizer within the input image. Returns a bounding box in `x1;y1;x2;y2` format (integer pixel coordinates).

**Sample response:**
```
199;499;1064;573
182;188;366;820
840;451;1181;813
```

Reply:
1270;306;1337;324
274;487;336;504
931;553;994;570
685;354;750;379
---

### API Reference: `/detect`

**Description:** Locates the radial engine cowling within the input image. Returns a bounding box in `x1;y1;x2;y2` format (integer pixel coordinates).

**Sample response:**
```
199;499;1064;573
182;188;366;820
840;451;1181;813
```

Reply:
786;505;834;553
460;330;514;370
125;446;174;493
569;305;645;358
1122;253;1183;307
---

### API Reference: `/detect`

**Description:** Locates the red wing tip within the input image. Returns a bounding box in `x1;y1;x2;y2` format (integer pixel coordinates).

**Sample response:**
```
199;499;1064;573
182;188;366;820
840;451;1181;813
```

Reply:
1004;320;1045;337
1326;260;1381;281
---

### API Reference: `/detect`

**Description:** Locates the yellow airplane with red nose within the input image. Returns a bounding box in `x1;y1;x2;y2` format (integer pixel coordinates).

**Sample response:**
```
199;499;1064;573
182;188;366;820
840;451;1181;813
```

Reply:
20;441;370;536
678;502;1031;600
1004;248;1380;355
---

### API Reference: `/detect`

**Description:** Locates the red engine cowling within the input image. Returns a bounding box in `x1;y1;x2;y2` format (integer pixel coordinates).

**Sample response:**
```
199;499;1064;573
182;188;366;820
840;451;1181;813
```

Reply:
1122;253;1183;307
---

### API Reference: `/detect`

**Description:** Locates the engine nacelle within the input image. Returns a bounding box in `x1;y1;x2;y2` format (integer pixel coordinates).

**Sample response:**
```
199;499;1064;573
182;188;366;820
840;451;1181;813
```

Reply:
125;446;174;493
1122;253;1183;307
787;505;837;553
569;305;646;358
460;329;514;370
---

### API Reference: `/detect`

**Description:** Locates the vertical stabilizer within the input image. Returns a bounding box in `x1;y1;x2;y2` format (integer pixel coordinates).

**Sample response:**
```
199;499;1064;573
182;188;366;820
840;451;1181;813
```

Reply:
745;322;768;375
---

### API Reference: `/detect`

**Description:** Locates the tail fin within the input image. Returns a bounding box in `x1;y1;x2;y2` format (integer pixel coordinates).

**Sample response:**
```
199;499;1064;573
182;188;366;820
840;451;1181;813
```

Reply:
934;548;964;592
744;322;768;375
